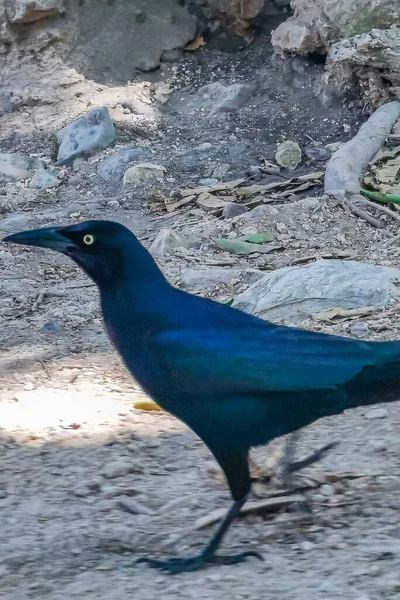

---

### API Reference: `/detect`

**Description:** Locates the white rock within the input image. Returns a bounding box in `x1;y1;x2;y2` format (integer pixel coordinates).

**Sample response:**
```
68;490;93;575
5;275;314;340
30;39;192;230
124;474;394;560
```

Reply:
29;168;60;189
0;153;40;181
365;408;389;419
123;163;165;187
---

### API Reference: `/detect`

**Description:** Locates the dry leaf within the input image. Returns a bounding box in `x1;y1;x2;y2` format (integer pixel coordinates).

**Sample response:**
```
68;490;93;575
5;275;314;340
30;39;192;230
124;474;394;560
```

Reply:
133;399;162;411
184;35;206;51
196;193;228;210
312;306;375;322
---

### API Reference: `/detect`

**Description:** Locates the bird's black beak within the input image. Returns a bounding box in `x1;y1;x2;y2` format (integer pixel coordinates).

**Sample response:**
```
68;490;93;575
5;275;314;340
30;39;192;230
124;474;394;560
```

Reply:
3;226;78;253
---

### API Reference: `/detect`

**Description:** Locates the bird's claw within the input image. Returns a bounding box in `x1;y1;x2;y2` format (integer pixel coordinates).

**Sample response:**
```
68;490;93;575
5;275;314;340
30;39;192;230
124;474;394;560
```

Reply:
137;550;263;574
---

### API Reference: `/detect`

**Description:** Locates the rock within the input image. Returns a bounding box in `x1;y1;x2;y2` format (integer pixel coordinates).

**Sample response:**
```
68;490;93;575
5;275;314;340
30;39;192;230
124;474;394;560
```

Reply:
232;260;400;324
102;460;139;479
275;222;288;234
222;203;248;219
272;0;400;57
369;440;387;452
320;484;335;497
180;267;263;293
123;163;165;187
0;153;40;181
349;321;370;338
326;29;400;111
196;81;257;116
97;146;149;182
272;20;317;56
365;408;389;419
299;540;316;551
29;168;60;189
6;0;64;23
247;165;262;177
326;532;344;549
148;229;188;259
303;146;331;162
161;48;183;63
325;141;344;153
199;178;219;186
56;107;116;166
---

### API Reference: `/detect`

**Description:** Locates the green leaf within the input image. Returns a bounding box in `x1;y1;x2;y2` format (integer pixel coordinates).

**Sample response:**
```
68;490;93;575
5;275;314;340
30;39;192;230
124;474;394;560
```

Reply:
360;189;400;205
223;298;234;306
237;232;273;244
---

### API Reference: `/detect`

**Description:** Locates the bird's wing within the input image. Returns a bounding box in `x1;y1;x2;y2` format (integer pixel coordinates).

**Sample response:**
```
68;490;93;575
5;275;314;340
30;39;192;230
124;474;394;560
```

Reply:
155;323;379;394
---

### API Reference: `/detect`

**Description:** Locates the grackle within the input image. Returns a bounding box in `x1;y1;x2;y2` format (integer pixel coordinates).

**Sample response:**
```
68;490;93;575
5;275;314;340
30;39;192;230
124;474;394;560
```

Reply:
4;220;400;573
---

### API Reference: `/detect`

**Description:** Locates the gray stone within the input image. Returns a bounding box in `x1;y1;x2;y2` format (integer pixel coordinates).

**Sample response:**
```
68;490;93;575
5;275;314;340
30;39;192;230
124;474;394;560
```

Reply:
199;178;219;186
196;81;257;116
123;163;165;187
6;0;64;24
0;153;40;181
56;107;116;166
349;321;370;338
303;146;331;162
180;267;263;293
232;259;400;324
102;460;139;479
97;146;149;182
365;408;389;419
161;48;183;63
272;0;400;57
222;203;248;219
29;168;60;189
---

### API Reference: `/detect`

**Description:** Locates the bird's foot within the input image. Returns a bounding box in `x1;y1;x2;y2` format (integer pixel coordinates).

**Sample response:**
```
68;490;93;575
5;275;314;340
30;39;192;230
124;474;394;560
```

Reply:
137;550;263;574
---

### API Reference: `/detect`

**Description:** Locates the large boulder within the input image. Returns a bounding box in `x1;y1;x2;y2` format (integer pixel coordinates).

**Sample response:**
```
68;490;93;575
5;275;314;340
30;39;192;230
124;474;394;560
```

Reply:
326;28;400;110
272;0;400;56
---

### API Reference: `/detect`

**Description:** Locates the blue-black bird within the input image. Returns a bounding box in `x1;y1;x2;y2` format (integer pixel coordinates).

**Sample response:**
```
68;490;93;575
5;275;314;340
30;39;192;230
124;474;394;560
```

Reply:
4;220;400;573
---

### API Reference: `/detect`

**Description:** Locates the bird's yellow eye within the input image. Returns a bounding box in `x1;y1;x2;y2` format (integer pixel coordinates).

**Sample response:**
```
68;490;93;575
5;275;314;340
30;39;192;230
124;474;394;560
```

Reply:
83;234;95;246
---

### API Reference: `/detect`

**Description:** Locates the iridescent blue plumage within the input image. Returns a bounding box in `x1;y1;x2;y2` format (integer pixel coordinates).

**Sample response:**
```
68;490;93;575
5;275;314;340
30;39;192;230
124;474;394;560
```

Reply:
4;219;400;574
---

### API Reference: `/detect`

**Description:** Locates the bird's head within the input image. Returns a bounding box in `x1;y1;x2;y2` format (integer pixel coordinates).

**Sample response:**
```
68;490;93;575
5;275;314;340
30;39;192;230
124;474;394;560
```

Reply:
3;220;159;290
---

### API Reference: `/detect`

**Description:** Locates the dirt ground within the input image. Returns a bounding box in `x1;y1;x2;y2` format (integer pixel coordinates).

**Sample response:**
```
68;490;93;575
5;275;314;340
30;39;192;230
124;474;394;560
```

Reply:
1;37;400;600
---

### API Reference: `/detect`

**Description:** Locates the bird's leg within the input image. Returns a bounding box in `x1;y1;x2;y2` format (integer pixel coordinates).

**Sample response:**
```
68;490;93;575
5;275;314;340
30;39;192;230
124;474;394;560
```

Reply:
137;495;263;574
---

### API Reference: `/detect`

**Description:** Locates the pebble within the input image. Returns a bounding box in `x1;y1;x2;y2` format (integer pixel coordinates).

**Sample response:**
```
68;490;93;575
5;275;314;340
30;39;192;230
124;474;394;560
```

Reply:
247;165;261;177
222;202;248;219
102;460;139;479
299;540;315;551
198;178;219;186
365;408;389;419
349;321;370;338
275;222;288;234
369;440;387;452
320;484;335;497
325;532;344;549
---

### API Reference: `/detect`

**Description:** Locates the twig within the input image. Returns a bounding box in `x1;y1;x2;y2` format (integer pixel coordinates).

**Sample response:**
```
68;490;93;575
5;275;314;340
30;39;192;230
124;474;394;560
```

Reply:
194;495;304;530
353;194;400;223
341;197;381;228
